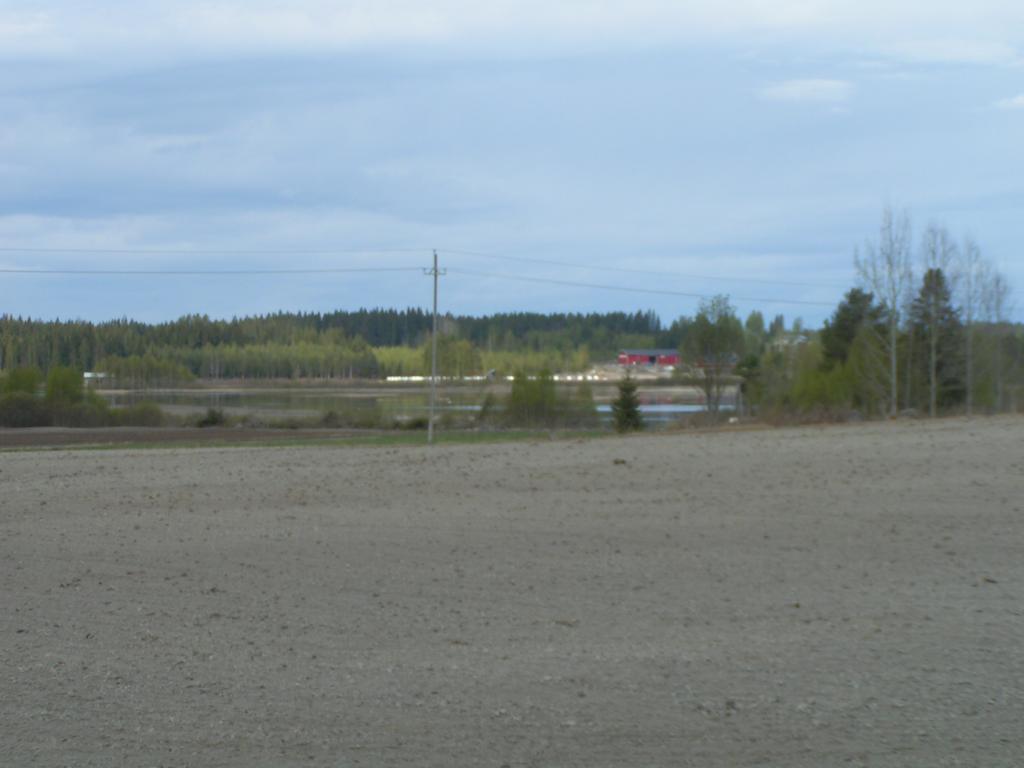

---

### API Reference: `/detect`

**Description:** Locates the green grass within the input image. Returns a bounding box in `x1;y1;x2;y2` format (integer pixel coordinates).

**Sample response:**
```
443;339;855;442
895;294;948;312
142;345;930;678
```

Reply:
1;428;610;453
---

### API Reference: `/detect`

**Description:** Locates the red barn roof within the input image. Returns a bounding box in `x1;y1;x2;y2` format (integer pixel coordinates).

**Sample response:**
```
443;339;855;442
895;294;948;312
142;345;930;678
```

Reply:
618;349;680;366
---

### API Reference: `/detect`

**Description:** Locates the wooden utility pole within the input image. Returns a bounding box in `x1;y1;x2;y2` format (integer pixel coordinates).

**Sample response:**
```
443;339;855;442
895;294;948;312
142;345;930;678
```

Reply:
425;250;445;444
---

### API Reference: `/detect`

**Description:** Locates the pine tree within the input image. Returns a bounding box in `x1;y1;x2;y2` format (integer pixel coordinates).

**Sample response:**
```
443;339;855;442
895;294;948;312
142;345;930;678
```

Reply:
910;268;964;413
612;374;643;433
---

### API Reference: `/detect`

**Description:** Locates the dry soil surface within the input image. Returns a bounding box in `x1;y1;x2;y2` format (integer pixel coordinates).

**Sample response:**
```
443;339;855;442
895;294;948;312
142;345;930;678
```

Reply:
2;417;1023;767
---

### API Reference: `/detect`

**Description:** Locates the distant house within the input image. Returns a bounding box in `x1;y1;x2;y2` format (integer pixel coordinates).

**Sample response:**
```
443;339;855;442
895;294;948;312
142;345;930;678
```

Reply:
617;349;680;367
768;332;811;352
82;372;108;388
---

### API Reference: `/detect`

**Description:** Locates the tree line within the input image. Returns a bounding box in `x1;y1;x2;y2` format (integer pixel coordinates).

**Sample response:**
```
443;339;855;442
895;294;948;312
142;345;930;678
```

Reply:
0;309;664;383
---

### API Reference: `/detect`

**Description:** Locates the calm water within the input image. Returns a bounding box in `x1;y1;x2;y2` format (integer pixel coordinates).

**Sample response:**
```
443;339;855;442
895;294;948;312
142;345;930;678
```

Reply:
103;384;734;427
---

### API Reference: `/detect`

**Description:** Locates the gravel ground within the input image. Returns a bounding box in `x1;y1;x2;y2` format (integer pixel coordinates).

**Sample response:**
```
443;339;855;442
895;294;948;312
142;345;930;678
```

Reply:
2;417;1023;766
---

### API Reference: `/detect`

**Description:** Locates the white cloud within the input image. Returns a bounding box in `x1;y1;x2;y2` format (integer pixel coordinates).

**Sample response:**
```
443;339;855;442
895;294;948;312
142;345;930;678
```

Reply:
886;38;1019;65
759;79;853;103
1;1;1022;65
994;93;1024;109
0;9;60;55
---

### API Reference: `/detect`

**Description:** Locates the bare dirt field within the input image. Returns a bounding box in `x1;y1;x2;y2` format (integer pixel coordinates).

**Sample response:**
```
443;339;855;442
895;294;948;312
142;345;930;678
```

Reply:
2;417;1023;766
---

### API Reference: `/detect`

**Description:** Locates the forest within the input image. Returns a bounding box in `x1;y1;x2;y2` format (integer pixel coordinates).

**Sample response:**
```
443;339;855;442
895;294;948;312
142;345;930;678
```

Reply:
0;309;662;383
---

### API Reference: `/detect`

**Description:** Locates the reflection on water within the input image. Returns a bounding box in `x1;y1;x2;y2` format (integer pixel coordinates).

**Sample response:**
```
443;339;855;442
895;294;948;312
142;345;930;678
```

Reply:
103;384;734;426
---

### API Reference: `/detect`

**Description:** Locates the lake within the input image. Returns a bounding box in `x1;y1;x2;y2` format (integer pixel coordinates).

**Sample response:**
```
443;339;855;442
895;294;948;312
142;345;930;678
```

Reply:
101;382;735;427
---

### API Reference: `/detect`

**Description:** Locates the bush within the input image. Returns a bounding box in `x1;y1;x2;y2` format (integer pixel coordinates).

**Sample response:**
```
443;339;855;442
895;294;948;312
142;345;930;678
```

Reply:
45;366;85;406
564;382;599;428
0;392;51;428
397;415;429;430
0;387;168;429
2;366;43;396
197;408;227;428
505;370;558;427
321;409;343;428
115;401;166;427
51;391;112;427
499;374;600;429
321;406;385;429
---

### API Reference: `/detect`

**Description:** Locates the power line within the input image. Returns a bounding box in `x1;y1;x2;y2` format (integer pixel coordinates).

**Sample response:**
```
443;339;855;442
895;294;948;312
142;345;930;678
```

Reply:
0;247;428;255
0;267;424;276
440;247;848;290
1;243;848;290
446;267;838;307
0;249;840;307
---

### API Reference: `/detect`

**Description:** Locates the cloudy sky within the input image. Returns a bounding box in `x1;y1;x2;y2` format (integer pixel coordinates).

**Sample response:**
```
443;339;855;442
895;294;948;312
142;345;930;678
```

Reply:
2;1;1022;325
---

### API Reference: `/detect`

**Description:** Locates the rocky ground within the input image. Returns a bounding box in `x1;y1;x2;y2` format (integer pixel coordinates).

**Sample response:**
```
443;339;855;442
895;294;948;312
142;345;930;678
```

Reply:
2;416;1022;766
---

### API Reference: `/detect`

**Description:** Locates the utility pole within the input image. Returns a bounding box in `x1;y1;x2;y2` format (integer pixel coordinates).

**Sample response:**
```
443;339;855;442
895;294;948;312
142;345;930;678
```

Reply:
424;250;446;444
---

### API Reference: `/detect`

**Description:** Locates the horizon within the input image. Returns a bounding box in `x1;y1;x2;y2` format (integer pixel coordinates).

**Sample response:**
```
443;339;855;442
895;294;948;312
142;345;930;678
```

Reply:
6;289;1018;337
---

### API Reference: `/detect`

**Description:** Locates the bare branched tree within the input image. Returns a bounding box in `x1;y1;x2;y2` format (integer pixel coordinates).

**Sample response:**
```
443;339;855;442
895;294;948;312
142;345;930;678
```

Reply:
959;237;989;417
685;295;744;418
982;269;1012;411
855;206;913;416
902;257;917;412
919;224;958;417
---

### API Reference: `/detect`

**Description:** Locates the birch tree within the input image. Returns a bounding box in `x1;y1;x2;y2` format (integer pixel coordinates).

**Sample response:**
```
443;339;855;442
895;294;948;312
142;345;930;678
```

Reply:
959;237;989;416
685;295;744;418
982;270;1012;411
919;224;958;417
855;206;913;416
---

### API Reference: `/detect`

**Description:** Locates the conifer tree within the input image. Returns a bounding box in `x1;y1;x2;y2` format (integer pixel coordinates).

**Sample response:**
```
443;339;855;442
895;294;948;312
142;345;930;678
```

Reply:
910;268;963;414
612;374;643;433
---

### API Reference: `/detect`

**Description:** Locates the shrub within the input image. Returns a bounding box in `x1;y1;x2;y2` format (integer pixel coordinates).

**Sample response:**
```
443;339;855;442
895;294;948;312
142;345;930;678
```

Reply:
564;382;599;428
0;386;168;429
397;415;429;430
320;406;386;429
505;370;558;427
115;401;166;427
45;366;85;406
197;408;227;428
51;391;111;427
2;366;43;396
321;410;343;428
500;373;600;429
0;392;51;428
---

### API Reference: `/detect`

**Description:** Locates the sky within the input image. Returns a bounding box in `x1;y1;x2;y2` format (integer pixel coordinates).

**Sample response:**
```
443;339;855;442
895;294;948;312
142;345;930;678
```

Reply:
1;1;1022;327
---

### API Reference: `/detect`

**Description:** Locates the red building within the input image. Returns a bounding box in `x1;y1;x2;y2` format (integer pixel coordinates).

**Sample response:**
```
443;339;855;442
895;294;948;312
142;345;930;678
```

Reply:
617;348;681;367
